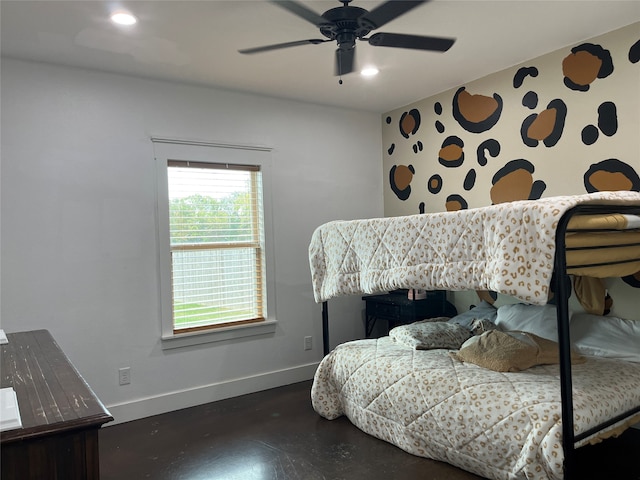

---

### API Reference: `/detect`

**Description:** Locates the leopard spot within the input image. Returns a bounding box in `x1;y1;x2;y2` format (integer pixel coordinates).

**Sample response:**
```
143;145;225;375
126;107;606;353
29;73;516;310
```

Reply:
439;145;463;164
464;169;476;191
399;109;421;138
491;159;546;204
584;159;640;192
439;136;464;167
393;165;413;190
477;139;501;166
453;87;503;133
389;164;415;200
527;109;556;140
457;90;498;122
521;99;566;147
562;43;613;91
446;194;468;211
522;91;538;109
491;169;533;204
598;101;617;137
581;125;599;145
428;174;443;194
513;66;539;88
563;50;602;86
588;172;632;191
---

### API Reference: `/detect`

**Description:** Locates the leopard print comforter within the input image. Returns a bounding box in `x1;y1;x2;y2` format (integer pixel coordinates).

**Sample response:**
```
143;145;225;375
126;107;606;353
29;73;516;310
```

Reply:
309;191;640;304
311;337;640;480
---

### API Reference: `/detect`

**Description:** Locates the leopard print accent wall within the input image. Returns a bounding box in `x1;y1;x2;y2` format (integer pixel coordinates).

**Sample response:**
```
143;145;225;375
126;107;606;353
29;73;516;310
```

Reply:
382;22;640;301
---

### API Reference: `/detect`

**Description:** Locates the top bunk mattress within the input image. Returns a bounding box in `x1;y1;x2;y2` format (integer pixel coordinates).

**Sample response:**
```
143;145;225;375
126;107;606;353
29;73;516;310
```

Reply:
309;191;640;304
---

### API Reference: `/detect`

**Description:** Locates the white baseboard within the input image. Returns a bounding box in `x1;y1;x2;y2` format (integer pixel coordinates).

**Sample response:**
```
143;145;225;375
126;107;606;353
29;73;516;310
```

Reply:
105;362;319;425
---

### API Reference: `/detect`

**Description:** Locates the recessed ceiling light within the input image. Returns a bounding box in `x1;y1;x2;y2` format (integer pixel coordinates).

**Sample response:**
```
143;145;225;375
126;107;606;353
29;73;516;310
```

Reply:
361;67;379;77
111;12;137;26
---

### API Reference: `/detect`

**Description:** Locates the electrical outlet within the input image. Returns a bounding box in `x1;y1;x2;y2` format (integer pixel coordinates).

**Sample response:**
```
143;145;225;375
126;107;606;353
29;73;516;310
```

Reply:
304;336;312;351
118;367;131;385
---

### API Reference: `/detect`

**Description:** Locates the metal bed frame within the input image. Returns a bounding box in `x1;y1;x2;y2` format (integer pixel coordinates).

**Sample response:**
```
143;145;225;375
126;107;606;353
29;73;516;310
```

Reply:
554;203;640;478
319;201;640;479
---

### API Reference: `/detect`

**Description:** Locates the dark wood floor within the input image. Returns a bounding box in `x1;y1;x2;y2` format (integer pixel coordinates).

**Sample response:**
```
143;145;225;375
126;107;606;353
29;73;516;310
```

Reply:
100;380;640;480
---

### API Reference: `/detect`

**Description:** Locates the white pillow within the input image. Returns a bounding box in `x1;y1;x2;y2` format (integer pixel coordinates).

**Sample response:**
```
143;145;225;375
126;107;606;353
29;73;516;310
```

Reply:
495;303;562;342
447;300;497;329
570;313;640;363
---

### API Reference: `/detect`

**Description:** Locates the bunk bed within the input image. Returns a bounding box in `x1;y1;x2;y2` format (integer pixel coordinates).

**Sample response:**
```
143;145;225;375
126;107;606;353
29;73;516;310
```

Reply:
308;191;640;480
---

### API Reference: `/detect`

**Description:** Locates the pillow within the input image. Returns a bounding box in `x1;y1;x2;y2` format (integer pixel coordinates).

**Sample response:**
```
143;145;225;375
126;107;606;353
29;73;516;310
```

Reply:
447;300;497;329
451;330;584;372
390;319;472;350
494;303;561;342
469;318;500;336
570;313;640;363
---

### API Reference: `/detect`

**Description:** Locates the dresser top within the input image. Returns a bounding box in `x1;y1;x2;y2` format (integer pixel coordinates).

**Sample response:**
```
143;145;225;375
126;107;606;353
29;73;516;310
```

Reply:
1;329;113;443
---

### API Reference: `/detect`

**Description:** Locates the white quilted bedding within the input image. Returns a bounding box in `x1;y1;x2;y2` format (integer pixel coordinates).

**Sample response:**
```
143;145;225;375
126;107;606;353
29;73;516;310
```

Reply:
309;191;640;304
311;337;640;480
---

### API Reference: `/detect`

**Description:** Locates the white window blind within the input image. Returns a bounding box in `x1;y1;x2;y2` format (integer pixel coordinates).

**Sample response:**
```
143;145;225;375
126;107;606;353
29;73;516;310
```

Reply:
167;160;265;333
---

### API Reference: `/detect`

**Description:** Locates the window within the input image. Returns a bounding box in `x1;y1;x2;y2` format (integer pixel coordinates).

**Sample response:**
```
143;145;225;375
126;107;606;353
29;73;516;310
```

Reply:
153;139;275;348
168;161;265;333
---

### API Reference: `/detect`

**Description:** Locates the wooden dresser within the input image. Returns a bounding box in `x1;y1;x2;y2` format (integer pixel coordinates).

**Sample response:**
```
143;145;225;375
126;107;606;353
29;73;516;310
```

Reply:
1;329;113;479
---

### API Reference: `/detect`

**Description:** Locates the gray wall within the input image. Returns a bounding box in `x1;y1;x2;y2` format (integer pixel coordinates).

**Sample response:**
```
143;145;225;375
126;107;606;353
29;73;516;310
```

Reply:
0;58;383;423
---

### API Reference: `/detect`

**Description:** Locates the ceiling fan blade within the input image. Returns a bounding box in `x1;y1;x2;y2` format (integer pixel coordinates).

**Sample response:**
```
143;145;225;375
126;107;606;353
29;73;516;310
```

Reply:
239;39;328;54
270;0;328;27
368;32;455;52
358;1;428;30
335;48;355;76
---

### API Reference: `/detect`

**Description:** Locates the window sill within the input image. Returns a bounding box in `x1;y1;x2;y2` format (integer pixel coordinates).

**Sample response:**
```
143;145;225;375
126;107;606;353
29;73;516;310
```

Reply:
161;319;277;350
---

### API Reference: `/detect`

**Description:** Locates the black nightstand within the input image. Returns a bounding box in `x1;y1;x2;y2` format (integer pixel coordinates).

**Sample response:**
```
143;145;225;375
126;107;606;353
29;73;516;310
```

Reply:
363;290;457;337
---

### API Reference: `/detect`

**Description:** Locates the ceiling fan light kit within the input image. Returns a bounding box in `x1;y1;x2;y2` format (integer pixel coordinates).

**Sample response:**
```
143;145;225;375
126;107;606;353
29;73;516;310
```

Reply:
110;11;137;26
239;0;456;78
361;67;379;77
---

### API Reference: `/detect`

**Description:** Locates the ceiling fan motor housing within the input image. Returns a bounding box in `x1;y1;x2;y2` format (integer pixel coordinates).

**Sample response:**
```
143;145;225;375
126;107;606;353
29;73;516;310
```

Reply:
240;1;455;77
320;5;371;49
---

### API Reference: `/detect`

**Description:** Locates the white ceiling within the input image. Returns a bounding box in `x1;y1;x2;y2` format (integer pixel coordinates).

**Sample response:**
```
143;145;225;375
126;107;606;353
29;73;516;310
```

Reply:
2;1;639;113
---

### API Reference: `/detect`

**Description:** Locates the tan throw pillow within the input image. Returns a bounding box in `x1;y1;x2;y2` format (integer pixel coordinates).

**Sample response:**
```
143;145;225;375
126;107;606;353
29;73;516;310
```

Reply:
390;319;472;350
451;330;584;372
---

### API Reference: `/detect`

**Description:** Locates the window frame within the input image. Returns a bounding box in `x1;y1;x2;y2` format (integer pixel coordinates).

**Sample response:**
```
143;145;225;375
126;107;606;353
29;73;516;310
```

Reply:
153;138;276;349
167;160;265;333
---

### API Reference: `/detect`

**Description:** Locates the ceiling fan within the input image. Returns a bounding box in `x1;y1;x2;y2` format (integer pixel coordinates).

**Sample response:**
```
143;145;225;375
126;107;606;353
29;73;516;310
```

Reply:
239;0;456;77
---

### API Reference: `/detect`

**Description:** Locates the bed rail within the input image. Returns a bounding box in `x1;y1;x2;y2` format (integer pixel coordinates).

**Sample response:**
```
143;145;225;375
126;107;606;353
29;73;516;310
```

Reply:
554;203;640;479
